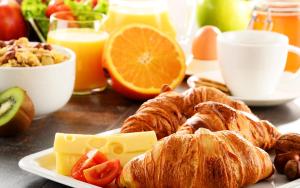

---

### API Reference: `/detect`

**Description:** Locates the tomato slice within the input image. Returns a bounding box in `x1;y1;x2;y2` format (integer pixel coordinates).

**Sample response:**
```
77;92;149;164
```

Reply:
71;149;108;182
57;12;76;21
83;160;121;187
45;3;71;18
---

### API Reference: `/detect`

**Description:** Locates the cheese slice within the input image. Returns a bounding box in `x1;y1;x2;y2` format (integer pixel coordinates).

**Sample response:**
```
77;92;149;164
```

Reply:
53;131;157;176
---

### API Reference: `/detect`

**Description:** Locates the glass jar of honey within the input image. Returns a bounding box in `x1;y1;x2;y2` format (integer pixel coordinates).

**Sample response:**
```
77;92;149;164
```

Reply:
249;0;300;73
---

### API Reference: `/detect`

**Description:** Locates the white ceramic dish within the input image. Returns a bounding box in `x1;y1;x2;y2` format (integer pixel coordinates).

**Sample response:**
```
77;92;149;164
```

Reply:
217;30;299;99
187;71;300;107
19;129;119;188
19;124;300;188
0;44;76;118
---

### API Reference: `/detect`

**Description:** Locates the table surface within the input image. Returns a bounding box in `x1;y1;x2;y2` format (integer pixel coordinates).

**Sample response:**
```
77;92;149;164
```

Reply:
1;83;300;188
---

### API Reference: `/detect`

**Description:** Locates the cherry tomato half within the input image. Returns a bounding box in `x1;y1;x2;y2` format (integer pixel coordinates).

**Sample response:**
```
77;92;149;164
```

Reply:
57;11;77;22
45;3;71;18
91;0;98;8
83;160;121;187
71;149;108;182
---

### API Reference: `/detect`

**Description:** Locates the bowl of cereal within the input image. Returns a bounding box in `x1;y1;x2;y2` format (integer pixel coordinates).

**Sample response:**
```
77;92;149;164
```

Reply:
0;38;76;118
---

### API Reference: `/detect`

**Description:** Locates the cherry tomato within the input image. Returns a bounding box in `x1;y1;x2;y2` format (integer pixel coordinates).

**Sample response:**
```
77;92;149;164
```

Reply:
53;11;78;27
83;160;121;187
57;11;76;21
82;0;98;7
45;3;71;18
71;150;108;182
91;0;98;8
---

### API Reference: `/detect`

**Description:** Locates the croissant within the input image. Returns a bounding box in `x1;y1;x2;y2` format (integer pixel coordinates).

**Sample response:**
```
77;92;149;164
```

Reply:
177;102;281;150
121;86;251;139
182;86;251;117
121;88;186;139
118;128;274;188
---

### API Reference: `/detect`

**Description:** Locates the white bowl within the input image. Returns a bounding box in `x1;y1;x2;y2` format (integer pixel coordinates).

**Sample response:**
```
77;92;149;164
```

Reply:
0;45;76;118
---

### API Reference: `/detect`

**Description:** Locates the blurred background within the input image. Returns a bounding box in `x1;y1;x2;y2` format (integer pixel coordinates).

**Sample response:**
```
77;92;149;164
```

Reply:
1;0;300;96
0;0;256;41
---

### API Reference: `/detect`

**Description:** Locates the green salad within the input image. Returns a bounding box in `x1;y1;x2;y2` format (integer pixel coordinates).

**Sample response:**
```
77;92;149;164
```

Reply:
21;0;108;42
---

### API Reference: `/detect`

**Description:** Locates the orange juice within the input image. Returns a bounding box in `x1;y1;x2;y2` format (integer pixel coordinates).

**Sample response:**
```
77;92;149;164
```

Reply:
105;0;176;38
252;2;300;72
48;28;108;93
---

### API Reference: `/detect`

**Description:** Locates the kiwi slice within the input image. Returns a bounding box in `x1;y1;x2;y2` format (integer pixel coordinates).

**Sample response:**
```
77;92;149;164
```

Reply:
0;87;35;136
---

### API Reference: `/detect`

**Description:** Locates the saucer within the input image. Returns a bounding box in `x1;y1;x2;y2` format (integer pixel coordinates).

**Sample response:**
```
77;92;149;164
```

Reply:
187;71;300;107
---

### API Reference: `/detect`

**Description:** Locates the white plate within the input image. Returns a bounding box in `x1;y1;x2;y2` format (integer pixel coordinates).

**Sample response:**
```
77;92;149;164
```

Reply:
19;125;300;188
187;71;300;107
19;129;120;188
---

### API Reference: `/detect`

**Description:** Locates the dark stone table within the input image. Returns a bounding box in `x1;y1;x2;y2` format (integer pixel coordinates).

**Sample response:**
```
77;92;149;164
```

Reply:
1;85;300;188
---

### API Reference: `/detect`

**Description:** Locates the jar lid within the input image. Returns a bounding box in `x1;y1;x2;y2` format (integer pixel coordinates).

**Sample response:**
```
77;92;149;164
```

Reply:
255;0;300;13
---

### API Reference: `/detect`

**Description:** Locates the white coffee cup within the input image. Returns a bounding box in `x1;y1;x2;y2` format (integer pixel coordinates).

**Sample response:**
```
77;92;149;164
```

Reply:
217;30;300;99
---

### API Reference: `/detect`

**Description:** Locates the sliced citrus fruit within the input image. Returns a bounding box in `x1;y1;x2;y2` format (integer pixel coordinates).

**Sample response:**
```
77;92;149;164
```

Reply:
103;24;186;100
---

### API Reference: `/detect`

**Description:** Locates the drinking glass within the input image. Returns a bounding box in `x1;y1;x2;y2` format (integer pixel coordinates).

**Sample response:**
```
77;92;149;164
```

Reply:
105;0;176;38
48;12;108;95
167;0;198;54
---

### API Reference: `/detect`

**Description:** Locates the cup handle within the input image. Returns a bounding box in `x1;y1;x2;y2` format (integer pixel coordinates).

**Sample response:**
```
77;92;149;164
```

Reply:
288;45;300;78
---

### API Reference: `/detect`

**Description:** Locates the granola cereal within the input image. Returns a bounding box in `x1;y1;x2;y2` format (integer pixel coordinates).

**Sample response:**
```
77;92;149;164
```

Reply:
0;38;68;67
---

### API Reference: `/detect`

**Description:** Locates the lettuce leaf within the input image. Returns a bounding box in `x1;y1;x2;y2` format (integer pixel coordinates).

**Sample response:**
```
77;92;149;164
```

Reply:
21;0;47;20
64;0;108;21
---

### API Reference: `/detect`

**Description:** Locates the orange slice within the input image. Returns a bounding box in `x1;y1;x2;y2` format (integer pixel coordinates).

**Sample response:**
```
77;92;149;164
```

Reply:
104;24;186;100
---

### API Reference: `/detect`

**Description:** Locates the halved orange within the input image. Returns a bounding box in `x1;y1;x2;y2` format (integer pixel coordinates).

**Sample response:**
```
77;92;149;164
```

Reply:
103;24;186;100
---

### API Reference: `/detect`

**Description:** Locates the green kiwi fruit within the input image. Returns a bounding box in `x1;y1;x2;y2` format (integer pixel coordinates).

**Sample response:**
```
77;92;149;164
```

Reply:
0;87;35;136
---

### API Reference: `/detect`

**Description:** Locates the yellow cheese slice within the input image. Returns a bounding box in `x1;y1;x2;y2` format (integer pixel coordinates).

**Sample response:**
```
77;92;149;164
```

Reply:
56;153;82;176
53;131;157;176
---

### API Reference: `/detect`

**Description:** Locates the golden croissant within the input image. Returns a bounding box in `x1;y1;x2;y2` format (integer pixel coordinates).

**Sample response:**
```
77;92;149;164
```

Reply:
181;86;251;117
178;102;281;150
121;86;251;139
118;128;274;188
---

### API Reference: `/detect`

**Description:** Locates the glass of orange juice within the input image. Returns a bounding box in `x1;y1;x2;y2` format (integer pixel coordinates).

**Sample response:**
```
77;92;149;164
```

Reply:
48;12;108;95
104;0;176;38
249;0;300;73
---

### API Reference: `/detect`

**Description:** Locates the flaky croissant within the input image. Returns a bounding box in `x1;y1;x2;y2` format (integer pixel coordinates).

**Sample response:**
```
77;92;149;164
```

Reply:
182;86;251;117
121;88;186;139
121;86;251;139
177;102;281;150
118;128;274;188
